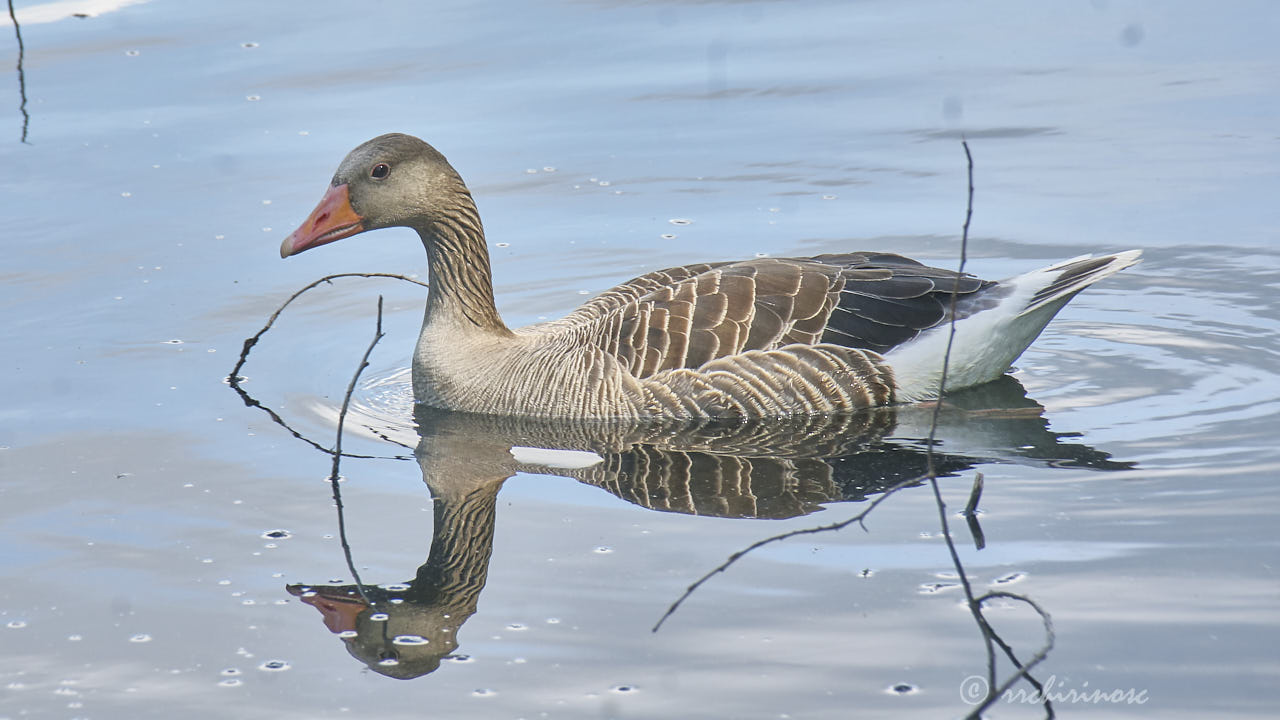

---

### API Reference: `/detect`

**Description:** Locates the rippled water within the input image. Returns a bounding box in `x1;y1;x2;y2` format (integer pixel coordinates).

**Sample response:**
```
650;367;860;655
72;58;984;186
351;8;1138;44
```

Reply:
3;1;1278;718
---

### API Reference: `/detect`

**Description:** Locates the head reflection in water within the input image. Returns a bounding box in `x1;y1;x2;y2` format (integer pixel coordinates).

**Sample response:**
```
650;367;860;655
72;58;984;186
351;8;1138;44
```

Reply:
287;581;472;679
286;378;1131;679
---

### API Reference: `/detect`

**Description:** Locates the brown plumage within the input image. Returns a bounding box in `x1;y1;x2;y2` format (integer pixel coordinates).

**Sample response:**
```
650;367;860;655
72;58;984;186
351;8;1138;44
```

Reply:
279;133;1141;419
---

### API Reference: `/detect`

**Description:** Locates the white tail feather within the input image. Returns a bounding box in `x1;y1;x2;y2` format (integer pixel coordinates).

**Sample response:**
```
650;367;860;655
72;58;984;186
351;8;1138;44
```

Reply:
886;250;1142;401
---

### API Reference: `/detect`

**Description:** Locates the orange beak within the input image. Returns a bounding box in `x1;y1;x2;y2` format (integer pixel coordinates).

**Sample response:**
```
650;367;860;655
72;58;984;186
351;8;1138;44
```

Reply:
287;585;370;634
280;183;364;258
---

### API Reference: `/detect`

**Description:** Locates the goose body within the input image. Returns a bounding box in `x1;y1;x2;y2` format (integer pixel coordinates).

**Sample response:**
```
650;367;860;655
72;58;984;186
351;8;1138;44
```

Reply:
280;133;1141;420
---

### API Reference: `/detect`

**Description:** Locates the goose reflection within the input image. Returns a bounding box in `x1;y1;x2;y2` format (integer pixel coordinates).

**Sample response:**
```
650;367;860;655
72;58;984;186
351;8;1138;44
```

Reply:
287;376;1128;678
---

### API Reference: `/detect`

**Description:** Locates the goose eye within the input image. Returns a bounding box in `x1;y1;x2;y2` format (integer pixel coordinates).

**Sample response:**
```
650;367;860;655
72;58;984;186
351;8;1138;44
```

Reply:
370;163;390;179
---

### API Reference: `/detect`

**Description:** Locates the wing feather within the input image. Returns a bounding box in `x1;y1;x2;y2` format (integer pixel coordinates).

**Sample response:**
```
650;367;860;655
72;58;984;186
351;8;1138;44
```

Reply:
547;252;993;380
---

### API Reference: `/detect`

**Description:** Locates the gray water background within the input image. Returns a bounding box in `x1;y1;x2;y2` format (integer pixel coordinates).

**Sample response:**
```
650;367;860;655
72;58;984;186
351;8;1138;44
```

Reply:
2;1;1278;718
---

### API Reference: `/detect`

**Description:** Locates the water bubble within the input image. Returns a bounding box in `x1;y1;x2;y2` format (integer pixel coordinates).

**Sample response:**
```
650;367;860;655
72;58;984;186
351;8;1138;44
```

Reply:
495;242;510;248
668;218;692;226
246;95;261;102
887;683;918;695
381;583;410;592
859;569;875;578
121;191;132;198
593;546;613;554
6;620;27;629
218;678;243;687
125;49;140;56
241;42;259;48
472;688;497;697
369;613;389;622
444;654;474;664
545;617;561;625
543;166;557;172
822;194;837;200
129;633;152;643
505;623;527;632
258;660;290;672
261;529;290;540
163;339;184;345
67;634;82;641
392;635;429;646
993;572;1026;585
221;668;241;676
337;630;357;639
611;684;638;694
660;233;676;240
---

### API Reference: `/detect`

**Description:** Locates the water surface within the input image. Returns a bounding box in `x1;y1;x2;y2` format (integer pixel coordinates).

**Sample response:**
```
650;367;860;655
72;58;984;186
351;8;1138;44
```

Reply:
2;1;1278;718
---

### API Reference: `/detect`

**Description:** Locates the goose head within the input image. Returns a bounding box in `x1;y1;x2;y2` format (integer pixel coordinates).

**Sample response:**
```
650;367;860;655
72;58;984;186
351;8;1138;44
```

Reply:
280;133;464;258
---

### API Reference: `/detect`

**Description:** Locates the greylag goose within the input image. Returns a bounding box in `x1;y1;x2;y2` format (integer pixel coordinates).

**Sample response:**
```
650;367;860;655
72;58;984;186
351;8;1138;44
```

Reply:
280;133;1141;420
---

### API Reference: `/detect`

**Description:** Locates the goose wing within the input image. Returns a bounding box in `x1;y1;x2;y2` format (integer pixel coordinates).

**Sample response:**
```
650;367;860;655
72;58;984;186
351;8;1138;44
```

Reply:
551;252;992;379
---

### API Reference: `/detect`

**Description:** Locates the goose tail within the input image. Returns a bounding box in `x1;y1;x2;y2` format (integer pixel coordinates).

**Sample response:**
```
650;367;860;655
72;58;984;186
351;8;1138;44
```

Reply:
887;250;1143;401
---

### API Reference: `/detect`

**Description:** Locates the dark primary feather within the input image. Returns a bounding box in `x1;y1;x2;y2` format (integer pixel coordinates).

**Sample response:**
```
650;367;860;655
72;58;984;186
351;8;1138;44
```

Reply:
589;252;995;377
1025;256;1114;312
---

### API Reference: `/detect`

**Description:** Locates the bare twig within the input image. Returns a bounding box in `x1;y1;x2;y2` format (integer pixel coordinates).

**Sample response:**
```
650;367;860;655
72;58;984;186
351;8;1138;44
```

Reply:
935;142;1052;719
651;471;930;632
327;296;387;603
7;0;30;143
226;272;426;460
963;591;1057;719
924;140;974;479
228;272;426;386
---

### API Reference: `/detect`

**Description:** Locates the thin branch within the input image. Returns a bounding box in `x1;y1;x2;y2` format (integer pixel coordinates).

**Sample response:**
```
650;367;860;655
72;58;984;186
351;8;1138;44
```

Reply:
934;142;1052;718
651;471;929;632
226;272;427;460
228;272;426;387
964;472;986;550
963;591;1057;720
923;140;974;479
327;296;387;603
7;0;30;143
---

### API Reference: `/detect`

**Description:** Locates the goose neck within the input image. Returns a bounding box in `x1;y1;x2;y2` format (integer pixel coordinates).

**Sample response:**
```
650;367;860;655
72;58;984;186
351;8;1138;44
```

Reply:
417;196;510;334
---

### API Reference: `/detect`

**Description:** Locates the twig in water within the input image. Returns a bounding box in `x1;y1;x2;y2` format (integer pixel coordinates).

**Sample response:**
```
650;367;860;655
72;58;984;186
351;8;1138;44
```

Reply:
964;472;986;551
327;296;387;603
930;142;1053;718
7;0;29;143
651;471;930;633
226;272;427;460
964;591;1056;719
